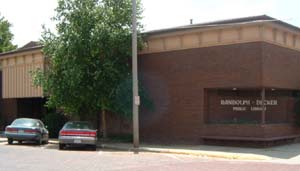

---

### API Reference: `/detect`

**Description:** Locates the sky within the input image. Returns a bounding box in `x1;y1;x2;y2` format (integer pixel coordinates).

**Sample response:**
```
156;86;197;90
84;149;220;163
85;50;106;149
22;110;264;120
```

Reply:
0;0;300;47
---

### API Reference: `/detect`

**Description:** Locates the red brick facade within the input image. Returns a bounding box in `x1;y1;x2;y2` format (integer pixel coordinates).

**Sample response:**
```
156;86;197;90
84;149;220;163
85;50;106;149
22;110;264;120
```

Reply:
138;42;300;144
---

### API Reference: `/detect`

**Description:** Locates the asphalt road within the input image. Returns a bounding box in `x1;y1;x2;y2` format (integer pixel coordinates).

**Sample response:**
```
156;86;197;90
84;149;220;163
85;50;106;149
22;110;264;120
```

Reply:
0;141;299;171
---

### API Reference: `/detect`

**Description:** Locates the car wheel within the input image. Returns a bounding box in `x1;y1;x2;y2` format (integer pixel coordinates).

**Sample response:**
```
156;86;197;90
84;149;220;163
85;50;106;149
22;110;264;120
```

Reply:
43;139;49;144
59;143;65;150
18;140;22;144
36;138;42;145
7;138;13;145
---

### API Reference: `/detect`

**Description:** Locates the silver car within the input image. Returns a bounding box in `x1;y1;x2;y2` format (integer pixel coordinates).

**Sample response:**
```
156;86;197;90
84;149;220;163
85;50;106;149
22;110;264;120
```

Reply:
5;118;49;145
58;121;97;150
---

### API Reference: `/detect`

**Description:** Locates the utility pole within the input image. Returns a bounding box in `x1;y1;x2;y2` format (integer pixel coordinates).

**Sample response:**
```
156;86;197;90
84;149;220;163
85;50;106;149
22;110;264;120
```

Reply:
132;0;140;149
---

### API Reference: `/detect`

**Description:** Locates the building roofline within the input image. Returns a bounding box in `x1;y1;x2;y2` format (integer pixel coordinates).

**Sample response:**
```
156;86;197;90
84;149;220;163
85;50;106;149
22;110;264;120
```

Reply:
144;15;300;36
1;15;298;57
0;43;43;58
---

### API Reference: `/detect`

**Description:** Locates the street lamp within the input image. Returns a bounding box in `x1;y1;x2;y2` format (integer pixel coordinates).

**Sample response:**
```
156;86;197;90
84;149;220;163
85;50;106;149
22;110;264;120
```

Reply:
132;0;140;149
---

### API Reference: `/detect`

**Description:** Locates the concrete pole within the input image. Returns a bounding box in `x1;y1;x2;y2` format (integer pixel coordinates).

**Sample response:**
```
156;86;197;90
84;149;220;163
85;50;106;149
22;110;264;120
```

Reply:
132;0;140;149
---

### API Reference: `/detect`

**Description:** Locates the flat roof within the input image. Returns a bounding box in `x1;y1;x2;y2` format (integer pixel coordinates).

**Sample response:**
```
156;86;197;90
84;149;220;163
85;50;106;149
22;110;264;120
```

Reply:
144;15;300;36
1;15;299;57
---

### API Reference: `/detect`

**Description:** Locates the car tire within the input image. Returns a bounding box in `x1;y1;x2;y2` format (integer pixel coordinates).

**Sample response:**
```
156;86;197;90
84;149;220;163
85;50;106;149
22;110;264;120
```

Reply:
36;138;42;145
18;140;22;144
59;143;65;150
7;138;13;145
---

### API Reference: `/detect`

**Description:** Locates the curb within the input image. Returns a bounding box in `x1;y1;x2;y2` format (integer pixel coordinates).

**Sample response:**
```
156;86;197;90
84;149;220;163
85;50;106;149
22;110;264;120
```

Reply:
36;140;272;161
0;137;7;143
48;140;59;145
99;144;272;161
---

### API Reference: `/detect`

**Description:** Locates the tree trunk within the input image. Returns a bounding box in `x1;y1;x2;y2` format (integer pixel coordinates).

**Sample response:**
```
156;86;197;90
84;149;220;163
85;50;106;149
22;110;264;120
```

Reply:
119;117;123;134
101;109;107;138
97;112;100;134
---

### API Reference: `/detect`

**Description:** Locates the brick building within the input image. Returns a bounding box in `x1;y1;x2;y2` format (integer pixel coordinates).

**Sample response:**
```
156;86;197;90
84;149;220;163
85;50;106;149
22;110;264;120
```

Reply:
138;15;300;145
1;15;300;145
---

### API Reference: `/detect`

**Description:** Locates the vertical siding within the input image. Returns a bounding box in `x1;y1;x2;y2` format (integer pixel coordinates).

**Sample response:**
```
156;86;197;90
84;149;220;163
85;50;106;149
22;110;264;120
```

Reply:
1;51;44;98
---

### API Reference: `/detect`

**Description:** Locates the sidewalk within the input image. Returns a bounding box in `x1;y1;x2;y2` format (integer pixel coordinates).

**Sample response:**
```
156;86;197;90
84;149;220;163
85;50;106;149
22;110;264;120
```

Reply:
48;139;300;161
0;137;6;143
99;142;272;160
2;137;300;162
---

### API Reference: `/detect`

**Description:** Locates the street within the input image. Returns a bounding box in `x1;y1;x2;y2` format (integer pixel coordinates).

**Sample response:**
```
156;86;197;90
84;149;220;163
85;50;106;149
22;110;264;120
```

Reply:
0;141;300;171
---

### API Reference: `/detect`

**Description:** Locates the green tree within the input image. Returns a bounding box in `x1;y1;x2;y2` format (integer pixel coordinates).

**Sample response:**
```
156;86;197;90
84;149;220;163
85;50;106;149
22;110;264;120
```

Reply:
0;14;17;53
33;0;151;138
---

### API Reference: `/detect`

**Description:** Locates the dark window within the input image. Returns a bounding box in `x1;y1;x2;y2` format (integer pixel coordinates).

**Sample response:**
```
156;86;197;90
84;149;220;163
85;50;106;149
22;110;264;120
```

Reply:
63;122;94;129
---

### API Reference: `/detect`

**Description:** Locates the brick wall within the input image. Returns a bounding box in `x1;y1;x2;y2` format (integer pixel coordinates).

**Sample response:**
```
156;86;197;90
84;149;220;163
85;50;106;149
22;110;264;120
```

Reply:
138;42;300;144
262;43;300;89
1;99;18;129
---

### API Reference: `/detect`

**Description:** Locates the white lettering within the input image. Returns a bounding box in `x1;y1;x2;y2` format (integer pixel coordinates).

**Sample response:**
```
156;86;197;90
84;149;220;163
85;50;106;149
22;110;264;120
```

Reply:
220;99;278;112
256;100;278;106
233;107;247;111
220;100;250;106
251;106;267;111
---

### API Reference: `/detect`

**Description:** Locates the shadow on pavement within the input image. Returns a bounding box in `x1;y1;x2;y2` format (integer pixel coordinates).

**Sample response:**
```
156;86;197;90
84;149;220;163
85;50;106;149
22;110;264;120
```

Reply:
4;141;47;147
44;144;98;152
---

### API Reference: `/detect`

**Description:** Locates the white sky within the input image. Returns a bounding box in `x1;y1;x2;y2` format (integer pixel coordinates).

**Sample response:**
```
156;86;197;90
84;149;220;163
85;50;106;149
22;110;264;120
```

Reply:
0;0;300;47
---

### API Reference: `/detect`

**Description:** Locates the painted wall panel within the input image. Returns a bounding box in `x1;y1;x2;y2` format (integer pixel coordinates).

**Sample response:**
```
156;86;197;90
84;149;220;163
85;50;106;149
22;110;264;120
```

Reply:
1;51;44;98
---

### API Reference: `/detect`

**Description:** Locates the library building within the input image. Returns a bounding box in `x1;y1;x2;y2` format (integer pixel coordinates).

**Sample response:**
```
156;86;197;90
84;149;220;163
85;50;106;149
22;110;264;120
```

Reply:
1;15;300;146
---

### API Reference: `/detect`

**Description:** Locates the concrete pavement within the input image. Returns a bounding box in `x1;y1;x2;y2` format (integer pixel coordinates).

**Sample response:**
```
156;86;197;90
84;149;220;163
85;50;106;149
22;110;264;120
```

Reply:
47;139;300;162
2;137;300;162
1;143;299;171
98;142;271;161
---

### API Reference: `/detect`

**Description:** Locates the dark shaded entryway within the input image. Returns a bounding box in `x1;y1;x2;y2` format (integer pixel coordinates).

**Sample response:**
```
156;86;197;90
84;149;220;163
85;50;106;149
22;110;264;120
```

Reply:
0;98;47;130
17;98;47;119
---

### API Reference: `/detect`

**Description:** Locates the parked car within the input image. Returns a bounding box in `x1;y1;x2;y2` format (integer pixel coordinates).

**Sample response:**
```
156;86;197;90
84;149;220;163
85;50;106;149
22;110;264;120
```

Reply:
5;118;49;145
58;121;97;150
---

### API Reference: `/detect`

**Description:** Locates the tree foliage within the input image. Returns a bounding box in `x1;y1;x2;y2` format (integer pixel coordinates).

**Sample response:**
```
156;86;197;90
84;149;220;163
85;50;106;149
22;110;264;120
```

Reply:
0;14;17;53
33;0;152;122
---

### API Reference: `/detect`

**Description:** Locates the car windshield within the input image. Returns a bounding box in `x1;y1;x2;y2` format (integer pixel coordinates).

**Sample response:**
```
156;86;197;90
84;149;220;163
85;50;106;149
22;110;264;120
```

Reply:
12;119;40;127
64;122;94;130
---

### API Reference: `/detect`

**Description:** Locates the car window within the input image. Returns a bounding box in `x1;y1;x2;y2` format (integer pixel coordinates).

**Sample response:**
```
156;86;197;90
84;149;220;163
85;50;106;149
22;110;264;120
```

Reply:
12;119;39;127
38;121;44;128
64;122;94;129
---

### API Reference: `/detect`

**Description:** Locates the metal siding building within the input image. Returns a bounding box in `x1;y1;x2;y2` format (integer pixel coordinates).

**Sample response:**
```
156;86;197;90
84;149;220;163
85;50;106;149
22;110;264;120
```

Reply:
0;42;46;129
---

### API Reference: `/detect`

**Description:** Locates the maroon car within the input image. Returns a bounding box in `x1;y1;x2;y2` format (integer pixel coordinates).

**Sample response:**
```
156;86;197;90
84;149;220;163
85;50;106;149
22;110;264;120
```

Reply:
58;121;97;150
